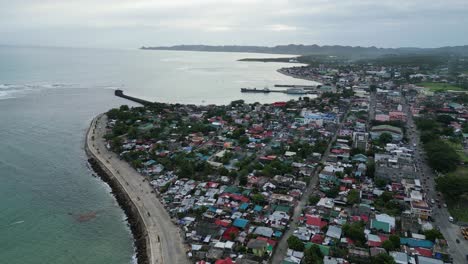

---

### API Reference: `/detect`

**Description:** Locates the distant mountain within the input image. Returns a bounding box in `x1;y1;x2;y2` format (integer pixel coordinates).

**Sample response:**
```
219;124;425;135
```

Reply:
141;44;468;59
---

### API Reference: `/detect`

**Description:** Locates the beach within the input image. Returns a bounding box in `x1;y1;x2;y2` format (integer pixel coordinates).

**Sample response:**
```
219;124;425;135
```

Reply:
85;114;188;264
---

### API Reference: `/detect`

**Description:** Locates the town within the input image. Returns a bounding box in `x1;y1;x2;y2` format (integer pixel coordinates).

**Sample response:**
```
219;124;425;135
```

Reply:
101;57;468;264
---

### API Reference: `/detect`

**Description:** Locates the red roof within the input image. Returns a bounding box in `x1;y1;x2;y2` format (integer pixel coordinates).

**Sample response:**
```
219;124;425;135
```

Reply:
222;227;240;240
415;247;432;257
273;102;287;107
306;215;327;228
311;234;324;244
257;236;277;246
215;258;234;264
215;218;231;227
220;193;250;203
368;240;382;247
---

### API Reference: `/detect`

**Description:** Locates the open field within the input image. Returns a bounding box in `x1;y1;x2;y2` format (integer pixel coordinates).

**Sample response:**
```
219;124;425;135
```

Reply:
417;82;465;92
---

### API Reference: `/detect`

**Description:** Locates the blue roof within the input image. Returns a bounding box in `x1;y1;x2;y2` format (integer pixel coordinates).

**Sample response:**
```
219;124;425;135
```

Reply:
239;203;249;210
400;238;434;248
233;218;249;228
254;205;263;212
274;231;283;237
208;206;218;213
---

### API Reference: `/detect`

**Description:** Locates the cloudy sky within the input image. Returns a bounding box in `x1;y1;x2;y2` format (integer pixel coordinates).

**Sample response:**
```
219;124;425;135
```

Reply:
1;0;467;49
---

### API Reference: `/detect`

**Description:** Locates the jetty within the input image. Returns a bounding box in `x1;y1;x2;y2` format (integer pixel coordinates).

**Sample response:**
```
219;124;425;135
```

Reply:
115;90;153;105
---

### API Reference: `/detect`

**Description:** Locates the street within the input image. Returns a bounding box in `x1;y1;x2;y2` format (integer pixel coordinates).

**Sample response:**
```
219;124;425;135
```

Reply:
403;98;468;264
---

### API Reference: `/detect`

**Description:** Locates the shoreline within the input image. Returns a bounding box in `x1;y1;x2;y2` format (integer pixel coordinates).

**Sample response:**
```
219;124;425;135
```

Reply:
85;114;150;264
85;114;189;264
277;68;323;85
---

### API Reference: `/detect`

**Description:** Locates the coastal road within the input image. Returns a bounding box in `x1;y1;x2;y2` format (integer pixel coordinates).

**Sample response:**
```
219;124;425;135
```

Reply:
87;114;188;264
403;98;468;264
270;107;350;263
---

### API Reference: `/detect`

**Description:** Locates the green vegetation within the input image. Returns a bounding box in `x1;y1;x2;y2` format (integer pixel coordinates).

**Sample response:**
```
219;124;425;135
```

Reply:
423;229;444;242
417;82;465;92
436;167;468;221
287;235;305;251
342;222;366;246
303;244;324;264
371;253;396;264
374;191;403;216
443;139;468;163
382;235;400;252
347;189;360;205
415;117;460;172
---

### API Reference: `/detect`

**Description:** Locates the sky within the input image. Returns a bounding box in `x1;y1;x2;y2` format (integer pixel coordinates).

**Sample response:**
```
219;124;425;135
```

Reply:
1;0;467;49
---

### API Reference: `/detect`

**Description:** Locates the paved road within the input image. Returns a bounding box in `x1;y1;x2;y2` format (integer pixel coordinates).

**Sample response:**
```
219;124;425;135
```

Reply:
270;107;350;263
403;99;468;264
87;114;188;264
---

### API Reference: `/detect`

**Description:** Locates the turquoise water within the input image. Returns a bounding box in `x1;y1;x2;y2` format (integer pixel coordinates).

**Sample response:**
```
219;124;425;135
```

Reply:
0;46;317;263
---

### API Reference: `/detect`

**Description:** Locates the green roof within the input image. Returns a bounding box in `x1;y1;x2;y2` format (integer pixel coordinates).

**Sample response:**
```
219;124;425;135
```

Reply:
138;123;155;131
223;186;240;194
371;219;391;232
305;243;330;256
271;205;291;212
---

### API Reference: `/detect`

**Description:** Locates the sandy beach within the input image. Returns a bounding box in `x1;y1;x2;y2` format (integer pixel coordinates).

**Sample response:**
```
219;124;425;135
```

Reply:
85;114;188;264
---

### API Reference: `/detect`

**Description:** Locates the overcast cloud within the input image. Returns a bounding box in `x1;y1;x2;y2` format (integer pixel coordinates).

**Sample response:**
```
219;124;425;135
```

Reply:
1;0;467;48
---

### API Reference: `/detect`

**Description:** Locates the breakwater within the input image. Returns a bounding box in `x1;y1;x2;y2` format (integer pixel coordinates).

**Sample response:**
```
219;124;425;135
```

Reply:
115;90;152;105
85;117;150;264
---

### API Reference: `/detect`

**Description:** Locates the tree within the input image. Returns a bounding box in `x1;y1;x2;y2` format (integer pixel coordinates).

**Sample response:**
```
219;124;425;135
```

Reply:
425;140;459;172
367;160;375;178
347;189;360;205
382;240;395;252
389;235;400;249
308;195;321;205
251;193;265;204
379;132;393;144
371;253;396;264
424;229;444;242
304;244;323;264
287;235;305;251
342;222;366;245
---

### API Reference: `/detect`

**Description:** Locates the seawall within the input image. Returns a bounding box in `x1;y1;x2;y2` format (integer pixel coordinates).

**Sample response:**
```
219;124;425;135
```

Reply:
85;116;150;264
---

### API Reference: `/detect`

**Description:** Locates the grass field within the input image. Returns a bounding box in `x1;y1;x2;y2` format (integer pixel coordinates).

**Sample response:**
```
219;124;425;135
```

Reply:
417;82;465;92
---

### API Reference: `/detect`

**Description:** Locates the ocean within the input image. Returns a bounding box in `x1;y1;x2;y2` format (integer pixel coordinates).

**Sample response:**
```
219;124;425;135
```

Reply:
0;46;318;264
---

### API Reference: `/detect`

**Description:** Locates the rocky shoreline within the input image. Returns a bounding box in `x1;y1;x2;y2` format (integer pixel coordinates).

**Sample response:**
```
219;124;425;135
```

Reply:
85;117;150;264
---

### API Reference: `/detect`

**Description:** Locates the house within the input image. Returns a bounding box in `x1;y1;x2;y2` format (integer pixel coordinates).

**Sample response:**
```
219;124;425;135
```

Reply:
247;239;268;257
416;256;443;264
233;218;249;229
254;226;274;238
390;251;409;264
326;225;342;239
370;125;403;141
370;219;391;233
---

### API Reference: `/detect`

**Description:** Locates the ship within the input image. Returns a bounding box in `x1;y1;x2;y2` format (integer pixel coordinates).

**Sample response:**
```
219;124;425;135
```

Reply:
241;87;271;93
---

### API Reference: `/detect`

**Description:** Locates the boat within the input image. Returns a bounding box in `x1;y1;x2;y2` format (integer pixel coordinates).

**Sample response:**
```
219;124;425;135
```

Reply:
286;88;307;94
